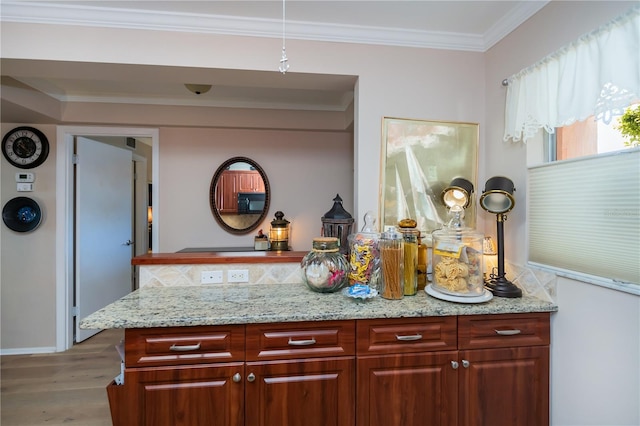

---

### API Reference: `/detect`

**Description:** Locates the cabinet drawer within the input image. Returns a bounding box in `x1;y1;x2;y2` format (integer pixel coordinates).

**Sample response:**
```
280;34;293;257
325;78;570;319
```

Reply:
356;316;457;355
125;325;245;367
458;312;550;350
246;320;355;361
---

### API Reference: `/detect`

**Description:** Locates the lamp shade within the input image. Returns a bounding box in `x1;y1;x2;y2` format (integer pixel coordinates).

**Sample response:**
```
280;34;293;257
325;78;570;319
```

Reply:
442;177;474;209
479;176;516;214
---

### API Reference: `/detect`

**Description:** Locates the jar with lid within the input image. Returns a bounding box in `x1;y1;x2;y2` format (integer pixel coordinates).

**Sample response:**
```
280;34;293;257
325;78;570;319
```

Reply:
301;237;349;293
398;219;419;296
347;212;380;290
379;228;404;300
430;210;484;297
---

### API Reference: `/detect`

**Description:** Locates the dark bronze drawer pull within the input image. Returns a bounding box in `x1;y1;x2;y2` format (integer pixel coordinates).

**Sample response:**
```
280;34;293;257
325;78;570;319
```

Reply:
169;342;202;351
494;329;521;336
395;334;423;341
287;338;316;346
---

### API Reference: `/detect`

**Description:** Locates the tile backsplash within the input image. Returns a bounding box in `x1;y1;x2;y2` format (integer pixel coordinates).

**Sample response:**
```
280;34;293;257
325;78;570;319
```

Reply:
139;262;302;287
139;260;556;303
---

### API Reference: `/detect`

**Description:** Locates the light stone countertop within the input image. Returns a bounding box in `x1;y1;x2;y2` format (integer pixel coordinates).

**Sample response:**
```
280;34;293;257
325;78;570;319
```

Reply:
79;282;558;330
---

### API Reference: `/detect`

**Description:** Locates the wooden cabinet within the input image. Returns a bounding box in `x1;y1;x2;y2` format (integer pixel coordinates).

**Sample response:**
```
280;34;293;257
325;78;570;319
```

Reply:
129;363;244;426
245;320;356;426
356;317;458;426
110;322;355;426
216;172;239;213
237;171;265;193
356;313;550;426
245;357;355;426
216;170;265;213
107;313;550;426
457;313;550;426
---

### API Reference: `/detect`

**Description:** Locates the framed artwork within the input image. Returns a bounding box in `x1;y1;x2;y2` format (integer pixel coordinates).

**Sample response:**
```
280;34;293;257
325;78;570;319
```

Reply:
379;117;479;236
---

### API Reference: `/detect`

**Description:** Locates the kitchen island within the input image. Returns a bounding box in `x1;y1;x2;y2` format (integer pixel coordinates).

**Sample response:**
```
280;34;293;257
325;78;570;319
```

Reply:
80;282;557;426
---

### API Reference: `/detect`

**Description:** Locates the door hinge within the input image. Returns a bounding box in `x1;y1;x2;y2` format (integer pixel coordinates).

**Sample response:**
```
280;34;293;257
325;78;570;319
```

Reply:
72;154;79;164
71;306;79;317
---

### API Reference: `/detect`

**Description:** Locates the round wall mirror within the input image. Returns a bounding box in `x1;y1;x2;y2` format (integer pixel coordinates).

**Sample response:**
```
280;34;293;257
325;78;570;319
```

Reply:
209;157;270;234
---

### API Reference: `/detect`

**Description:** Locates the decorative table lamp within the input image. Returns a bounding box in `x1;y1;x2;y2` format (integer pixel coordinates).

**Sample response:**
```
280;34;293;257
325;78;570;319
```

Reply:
321;194;354;256
269;211;290;251
479;176;522;298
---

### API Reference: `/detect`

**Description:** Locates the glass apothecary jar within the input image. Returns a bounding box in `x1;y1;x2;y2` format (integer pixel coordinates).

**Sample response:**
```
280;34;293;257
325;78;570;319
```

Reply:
379;229;404;300
301;237;349;293
431;227;484;297
347;212;380;290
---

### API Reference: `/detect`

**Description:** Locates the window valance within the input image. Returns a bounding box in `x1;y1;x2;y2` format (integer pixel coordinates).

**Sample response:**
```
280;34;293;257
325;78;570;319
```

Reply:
504;6;640;143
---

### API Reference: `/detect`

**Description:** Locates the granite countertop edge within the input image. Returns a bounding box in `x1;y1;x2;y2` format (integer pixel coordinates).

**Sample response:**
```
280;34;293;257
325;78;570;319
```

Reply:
79;282;558;330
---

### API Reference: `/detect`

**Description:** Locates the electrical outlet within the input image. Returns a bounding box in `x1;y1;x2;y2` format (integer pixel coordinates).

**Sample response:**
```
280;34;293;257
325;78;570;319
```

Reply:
201;270;223;284
228;269;249;283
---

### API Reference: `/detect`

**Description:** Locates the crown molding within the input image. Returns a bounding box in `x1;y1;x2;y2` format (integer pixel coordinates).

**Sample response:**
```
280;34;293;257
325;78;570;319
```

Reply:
1;1;548;52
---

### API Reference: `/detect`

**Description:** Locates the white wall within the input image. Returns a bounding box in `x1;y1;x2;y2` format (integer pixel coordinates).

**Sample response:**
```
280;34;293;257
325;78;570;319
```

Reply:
1;123;58;353
485;2;640;425
158;127;353;252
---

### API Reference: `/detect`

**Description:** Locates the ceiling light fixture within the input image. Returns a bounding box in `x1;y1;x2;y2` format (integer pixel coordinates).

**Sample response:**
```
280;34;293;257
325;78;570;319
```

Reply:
279;0;290;74
184;84;212;95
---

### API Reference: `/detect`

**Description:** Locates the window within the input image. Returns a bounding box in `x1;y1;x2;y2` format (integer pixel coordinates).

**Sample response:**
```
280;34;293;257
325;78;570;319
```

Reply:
551;103;639;162
528;105;640;292
505;8;640;294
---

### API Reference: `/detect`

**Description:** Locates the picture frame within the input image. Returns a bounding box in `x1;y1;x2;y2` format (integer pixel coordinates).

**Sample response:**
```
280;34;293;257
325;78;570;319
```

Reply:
379;117;479;237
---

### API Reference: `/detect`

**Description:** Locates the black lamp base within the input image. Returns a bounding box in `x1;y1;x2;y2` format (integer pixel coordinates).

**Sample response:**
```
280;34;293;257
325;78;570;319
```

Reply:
485;276;522;298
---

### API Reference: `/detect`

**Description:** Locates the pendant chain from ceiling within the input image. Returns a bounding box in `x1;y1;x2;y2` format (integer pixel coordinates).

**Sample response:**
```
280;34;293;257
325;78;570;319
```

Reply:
279;0;290;74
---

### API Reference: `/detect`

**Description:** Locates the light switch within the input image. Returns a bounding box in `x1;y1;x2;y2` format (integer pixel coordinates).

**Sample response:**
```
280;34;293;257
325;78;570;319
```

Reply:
17;182;34;192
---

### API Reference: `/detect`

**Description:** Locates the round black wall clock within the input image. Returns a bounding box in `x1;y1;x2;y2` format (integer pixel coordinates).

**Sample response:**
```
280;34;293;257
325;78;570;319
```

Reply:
2;126;50;169
2;197;43;233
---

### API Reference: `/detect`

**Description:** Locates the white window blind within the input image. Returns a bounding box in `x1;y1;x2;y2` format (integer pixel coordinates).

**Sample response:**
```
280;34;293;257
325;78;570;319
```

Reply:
528;148;640;286
504;6;640;143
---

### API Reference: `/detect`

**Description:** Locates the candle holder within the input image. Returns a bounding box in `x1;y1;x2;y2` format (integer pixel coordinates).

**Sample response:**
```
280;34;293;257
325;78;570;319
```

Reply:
269;211;290;251
321;194;354;256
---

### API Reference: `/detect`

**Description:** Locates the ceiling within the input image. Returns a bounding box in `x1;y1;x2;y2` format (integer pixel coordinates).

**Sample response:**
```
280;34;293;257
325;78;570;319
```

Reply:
0;1;549;126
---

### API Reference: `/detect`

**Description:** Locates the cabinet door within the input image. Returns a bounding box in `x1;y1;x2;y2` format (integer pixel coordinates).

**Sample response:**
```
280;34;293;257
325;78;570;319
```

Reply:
245;357;355;426
238;171;262;193
357;352;458;426
129;363;244;426
217;172;238;213
458;346;549;426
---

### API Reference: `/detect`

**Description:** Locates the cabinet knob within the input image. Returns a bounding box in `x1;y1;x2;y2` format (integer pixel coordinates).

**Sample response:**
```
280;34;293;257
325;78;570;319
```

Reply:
462;359;470;368
247;373;256;382
451;361;459;369
232;373;241;383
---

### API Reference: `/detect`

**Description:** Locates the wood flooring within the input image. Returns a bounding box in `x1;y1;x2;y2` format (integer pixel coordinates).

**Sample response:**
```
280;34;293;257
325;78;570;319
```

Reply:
1;329;124;426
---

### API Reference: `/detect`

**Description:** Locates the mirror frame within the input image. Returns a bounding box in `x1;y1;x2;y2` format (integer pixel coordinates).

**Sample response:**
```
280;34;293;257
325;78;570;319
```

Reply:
379;117;479;235
209;156;271;235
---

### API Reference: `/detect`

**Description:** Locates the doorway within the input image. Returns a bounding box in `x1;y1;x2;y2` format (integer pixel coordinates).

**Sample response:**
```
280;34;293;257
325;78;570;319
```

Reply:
55;126;159;351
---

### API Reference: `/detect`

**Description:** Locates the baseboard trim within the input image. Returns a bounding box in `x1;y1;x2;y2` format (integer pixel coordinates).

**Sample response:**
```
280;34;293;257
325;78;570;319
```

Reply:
1;346;58;355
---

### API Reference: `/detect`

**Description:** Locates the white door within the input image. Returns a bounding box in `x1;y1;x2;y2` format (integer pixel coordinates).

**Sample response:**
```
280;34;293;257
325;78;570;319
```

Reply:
75;137;133;342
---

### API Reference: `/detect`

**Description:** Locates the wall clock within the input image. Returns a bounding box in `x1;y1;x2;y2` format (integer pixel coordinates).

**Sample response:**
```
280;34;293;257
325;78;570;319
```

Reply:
2;126;50;169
